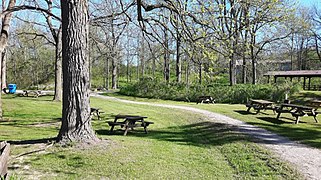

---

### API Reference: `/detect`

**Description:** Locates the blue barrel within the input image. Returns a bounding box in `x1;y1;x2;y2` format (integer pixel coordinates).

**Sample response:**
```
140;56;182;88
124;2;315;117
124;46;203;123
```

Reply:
8;84;17;94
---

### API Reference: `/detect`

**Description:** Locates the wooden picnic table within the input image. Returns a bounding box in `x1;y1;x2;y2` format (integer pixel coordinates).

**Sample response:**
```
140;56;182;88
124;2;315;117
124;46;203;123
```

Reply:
107;114;154;135
276;103;319;124
196;96;215;104
90;108;104;120
309;99;321;108
246;99;275;114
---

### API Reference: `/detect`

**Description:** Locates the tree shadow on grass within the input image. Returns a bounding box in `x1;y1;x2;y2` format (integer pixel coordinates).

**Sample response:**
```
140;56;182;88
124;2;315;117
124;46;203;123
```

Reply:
257;117;293;124
97;122;255;147
234;110;254;115
7;137;56;145
234;110;273;116
97;119;321;149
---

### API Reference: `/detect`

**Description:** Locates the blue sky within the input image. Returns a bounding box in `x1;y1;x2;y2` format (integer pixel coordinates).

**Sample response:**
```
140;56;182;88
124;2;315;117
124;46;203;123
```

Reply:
299;0;320;7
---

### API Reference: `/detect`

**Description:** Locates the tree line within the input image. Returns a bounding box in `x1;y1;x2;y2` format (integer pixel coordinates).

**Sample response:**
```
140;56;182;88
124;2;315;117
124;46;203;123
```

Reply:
0;0;320;143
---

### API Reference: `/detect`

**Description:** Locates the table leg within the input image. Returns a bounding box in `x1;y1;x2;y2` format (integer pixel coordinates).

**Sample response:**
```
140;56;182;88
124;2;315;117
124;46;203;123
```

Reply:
246;107;251;112
313;115;319;123
123;121;130;136
276;112;281;119
144;126;148;134
110;125;115;133
295;116;300;124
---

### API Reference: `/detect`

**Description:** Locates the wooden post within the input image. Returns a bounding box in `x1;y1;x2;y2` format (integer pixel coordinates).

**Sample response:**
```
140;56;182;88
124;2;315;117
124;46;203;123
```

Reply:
274;76;277;83
267;76;270;84
308;77;311;90
303;77;306;90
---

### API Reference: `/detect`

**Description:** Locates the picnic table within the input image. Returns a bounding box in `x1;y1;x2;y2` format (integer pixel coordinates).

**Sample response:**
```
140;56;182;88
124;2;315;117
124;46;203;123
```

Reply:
246;99;275;114
90;108;104;120
276;103;319;124
309;99;321;108
21;90;46;98
196;96;215;104
107;114;154;135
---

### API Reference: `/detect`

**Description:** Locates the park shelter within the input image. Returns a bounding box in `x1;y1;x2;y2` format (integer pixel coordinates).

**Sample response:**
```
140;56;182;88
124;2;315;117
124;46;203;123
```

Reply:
264;70;321;91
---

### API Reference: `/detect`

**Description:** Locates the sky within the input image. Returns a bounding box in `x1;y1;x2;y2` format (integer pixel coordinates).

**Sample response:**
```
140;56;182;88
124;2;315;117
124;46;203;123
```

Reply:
299;0;320;7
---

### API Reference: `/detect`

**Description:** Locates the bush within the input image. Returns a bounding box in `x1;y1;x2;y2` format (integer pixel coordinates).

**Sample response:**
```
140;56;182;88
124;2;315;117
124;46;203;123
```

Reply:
119;78;300;104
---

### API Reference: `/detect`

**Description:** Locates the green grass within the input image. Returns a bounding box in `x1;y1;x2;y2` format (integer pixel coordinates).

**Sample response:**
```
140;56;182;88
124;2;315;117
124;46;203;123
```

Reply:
106;91;321;149
1;94;301;179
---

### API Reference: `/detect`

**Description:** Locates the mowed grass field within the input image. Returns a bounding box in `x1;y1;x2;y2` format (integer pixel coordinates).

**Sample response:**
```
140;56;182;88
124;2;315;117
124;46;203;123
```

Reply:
1;94;301;179
107;91;321;150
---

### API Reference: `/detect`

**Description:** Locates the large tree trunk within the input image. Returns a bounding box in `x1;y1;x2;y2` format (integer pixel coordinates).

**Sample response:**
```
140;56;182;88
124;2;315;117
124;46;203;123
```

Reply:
0;0;16;120
53;28;62;101
57;0;98;143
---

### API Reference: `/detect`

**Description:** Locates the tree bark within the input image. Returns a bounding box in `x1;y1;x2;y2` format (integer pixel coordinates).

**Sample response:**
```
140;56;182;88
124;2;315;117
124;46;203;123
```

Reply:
111;55;117;89
105;57;110;89
53;28;62;101
198;62;202;84
0;0;16;119
57;0;98;143
176;15;181;83
1;50;6;90
164;26;170;83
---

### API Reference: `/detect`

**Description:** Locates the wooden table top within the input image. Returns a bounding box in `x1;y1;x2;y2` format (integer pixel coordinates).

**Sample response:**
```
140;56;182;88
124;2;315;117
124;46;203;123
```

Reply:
281;103;314;110
250;99;274;104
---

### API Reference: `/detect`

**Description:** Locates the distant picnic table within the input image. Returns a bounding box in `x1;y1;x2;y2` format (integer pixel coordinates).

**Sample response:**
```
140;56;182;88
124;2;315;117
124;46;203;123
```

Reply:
196;96;215;104
246;99;275;114
107;114;154;135
276;103;319;124
21;90;46;98
90;108;104;120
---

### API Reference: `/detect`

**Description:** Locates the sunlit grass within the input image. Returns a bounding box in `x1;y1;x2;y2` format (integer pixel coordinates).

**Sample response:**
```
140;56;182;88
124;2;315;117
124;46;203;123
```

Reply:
1;94;301;179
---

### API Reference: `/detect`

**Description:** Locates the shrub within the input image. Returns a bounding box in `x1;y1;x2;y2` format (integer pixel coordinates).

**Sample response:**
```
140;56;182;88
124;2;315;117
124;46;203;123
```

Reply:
119;78;300;104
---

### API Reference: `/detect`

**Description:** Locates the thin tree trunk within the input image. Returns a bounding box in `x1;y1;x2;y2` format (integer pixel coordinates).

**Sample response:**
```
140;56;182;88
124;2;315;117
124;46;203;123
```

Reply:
176;15;181;83
1;50;6;90
250;33;257;84
198;63;202;84
112;55;117;89
53;28;62;101
164;28;170;83
141;34;145;77
111;18;117;89
57;0;98;143
106;57;110;89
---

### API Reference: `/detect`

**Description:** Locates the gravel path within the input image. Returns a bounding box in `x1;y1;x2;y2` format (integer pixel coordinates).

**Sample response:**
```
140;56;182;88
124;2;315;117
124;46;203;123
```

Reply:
93;94;321;180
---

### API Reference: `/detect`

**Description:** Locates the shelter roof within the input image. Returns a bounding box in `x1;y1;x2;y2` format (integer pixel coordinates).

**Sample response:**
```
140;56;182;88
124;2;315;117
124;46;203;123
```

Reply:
264;70;321;77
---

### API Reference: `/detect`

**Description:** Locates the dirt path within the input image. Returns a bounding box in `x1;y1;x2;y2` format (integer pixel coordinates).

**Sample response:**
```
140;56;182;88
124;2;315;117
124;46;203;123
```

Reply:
93;94;321;180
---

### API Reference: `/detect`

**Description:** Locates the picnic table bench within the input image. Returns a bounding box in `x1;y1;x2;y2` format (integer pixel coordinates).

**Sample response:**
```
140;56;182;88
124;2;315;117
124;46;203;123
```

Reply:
90;108;104;120
0;141;10;179
246;99;275;114
276;103;319;124
21;90;46;98
107;114;154;135
196;96;215;104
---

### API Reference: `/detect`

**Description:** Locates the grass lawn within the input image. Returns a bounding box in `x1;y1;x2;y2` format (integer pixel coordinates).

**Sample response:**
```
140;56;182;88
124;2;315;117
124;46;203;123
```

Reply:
106;91;321;149
1;94;301;179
